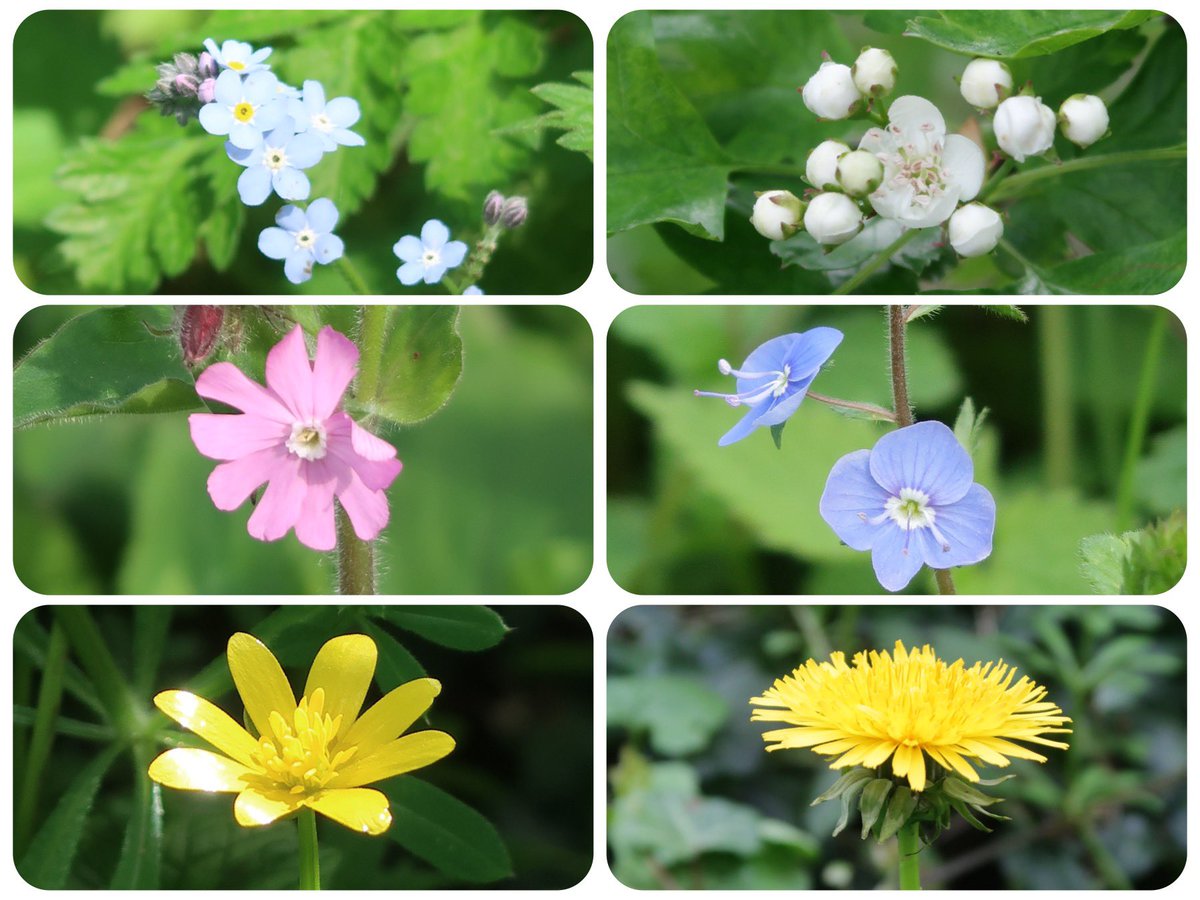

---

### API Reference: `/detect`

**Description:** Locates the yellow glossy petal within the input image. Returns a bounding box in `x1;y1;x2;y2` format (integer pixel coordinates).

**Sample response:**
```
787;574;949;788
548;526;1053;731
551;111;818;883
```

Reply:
227;632;296;740
341;678;441;758
306;788;393;835
330;730;455;788
234;786;305;827
148;748;253;793
303;634;377;735
154;690;259;767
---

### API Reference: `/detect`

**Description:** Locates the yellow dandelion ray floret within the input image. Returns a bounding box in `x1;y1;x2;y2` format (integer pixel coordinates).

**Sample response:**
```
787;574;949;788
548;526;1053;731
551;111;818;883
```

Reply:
750;639;1071;793
148;633;455;835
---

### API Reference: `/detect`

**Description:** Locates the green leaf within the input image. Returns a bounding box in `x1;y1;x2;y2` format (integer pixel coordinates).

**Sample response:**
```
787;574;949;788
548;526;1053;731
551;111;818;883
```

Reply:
1038;234;1185;295
859;779;894;839
769;422;785;450
1081;511;1187;595
984;305;1028;322
607;12;732;240
17;744;121;888
499;72;593;160
378;606;509;651
952;397;989;459
360;619;426;691
607;675;729;756
877;785;918;842
1079;533;1129;594
903;10;1157;59
14;307;199;429
772;220;945;279
110;769;163;889
383;777;513;883
1135;426;1186;515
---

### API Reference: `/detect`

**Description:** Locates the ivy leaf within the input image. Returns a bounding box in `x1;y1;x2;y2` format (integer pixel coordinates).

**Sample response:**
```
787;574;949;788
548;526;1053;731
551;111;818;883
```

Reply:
902;10;1156;59
498;71;593;160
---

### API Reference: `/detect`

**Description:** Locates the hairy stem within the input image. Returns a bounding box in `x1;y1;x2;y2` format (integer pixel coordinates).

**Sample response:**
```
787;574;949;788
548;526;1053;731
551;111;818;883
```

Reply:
833;227;922;295
336;504;375;595
336;256;374;296
934;569;957;595
807;390;898;422
1116;308;1168;529
897;820;922;890
987;145;1185;201
888;306;914;428
297;807;321;890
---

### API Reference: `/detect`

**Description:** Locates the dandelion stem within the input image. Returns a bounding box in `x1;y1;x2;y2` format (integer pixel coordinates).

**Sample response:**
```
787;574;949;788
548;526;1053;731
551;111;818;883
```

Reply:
1116;307;1168;529
897;820;922;890
297;807;321;890
336;256;374;296
335;503;376;595
833;227;921;295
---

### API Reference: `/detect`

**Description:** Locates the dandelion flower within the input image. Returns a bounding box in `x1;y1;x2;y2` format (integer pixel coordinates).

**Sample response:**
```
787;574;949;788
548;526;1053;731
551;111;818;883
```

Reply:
149;632;455;834
751;639;1071;793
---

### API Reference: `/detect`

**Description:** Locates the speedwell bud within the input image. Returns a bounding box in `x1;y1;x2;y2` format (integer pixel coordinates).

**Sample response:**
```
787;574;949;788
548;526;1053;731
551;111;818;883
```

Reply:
802;61;860;120
804;192;862;246
993;95;1056;163
836;150;884;197
1058;94;1109;148
948;203;1003;257
750;190;804;240
852;47;897;98
959;58;1013;109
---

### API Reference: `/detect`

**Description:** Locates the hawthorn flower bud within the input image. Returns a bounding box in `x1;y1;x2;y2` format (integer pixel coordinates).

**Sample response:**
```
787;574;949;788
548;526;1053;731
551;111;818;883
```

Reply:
804;192;863;246
959;58;1013;109
948;202;1003;257
483;190;505;225
750;190;804;240
500;195;528;229
852;47;897;98
806;140;851;190
802;61;860;120
1058;94;1109;148
836;149;884;197
993;95;1056;163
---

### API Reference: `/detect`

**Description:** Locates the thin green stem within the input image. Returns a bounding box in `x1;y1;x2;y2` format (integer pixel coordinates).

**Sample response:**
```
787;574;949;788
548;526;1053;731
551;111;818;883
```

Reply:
1039;307;1076;489
55;607;135;736
297;807;321;890
978;158;1015;203
729;163;807;180
15;622;67;857
833;228;922;295
807;390;897;423
934;569;957;595
897;820;922;889
355;305;388;413
335;503;376;595
987;146;1185;201
1115;308;1168;529
336;256;374;296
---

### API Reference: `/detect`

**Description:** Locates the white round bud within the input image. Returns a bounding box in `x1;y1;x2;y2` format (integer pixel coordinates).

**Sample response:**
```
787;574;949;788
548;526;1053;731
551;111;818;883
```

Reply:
750;190;804;240
993;95;1056;163
852;47;897;97
959;58;1013;109
806;139;850;190
948;202;1003;257
804;192;863;246
802;61;860;120
1058;94;1109;148
836;150;884;197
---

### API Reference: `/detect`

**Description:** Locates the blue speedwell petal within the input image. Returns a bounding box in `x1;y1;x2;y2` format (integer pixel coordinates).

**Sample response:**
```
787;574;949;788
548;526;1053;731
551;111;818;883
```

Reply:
870;523;926;592
818;449;889;551
868;420;973;506
914;483;996;568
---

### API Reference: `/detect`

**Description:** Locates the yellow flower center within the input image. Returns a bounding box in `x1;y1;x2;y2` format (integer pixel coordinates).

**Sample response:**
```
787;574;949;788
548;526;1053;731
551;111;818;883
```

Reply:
234;101;255;123
228;60;246;71
251;689;357;795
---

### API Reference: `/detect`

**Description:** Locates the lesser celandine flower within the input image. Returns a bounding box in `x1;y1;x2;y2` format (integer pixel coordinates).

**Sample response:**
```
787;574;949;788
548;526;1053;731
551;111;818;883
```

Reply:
149;632;454;834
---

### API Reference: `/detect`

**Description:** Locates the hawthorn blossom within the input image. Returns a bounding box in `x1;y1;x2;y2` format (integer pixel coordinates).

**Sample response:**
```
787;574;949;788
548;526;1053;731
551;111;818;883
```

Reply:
994;96;1056;163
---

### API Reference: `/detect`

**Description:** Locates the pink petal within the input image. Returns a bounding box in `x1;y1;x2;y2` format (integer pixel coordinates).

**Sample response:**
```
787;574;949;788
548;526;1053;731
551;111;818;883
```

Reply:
207;446;285;511
247;454;308;542
190;412;288;461
312;327;359;420
350;417;399;462
264;326;315;421
326;415;402;491
336;469;390;541
292;463;338;551
194;362;291;423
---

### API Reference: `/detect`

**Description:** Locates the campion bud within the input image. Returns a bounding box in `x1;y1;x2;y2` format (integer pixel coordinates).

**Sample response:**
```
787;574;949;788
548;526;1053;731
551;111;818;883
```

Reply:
993;95;1056;163
806;139;851;190
836;150;884;197
750;190;804;240
948;202;1003;257
178;305;225;367
1058;94;1109;148
483;190;505;225
804;192;863;246
500;195;528;229
802;61;860;120
960;58;1013;109
852;47;897;98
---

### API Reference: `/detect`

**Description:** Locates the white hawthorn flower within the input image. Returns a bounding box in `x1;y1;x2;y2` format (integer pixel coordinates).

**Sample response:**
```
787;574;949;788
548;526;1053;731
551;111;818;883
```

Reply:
802;61;861;120
750;190;804;240
852;47;897;97
804;192;863;245
806;140;851;190
959;59;1012;109
857;95;985;228
1058;94;1109;148
994;95;1056;162
948;203;1003;257
836;150;884;197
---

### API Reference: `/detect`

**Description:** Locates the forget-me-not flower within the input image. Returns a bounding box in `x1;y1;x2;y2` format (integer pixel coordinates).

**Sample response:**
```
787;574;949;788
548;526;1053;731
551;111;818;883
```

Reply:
393;220;468;286
694;328;844;446
226;122;325;206
199;70;286;150
202;38;273;75
290;80;366;151
258;198;344;285
819;420;996;592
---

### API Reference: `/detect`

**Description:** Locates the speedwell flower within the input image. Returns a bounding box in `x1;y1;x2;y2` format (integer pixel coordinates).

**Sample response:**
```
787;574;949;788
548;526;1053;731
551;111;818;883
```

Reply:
226;122;325;206
819;421;995;591
189;325;402;551
393;220;468;286
694;327;844;446
149;632;454;834
858;96;985;228
198;69;286;150
290;80;366;151
750;639;1071;792
258;199;344;284
202;38;273;75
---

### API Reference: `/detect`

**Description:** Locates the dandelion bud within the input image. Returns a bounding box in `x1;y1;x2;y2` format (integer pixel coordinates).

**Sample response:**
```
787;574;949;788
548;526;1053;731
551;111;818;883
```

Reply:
806;139;851;190
804;192;862;246
500;195;528;229
836;149;884;197
852;47;897;98
750;190;803;240
483;190;505;225
959;58;1012;109
948;202;1003;257
1058;94;1109;148
802;61;860;120
993;95;1056;163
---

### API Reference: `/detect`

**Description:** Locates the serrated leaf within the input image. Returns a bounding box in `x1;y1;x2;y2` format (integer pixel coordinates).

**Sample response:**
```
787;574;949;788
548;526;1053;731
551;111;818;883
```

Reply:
499;71;593;160
1079;533;1130;594
877;785;918;842
379;605;509;652
952;397;989;459
903;11;1156;59
859;778;894;839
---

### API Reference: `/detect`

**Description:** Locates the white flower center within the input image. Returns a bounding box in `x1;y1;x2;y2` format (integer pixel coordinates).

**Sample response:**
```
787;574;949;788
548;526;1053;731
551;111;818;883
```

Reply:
311;112;333;132
859;487;952;554
697;360;794;408
879;125;948;209
286;420;327;460
422;249;441;267
294;227;316;251
262;144;289;171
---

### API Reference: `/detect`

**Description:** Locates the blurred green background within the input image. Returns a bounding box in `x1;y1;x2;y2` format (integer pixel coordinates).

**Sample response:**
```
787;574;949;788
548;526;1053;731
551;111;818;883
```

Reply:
607;604;1185;890
14;9;593;294
14;305;593;594
608;305;1186;594
15;604;593;889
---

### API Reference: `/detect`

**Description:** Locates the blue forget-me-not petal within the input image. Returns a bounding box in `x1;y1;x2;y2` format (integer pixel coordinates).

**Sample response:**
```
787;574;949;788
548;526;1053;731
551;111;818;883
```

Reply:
393;219;468;286
226;122;325;206
199;69;286;150
258;198;344;285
